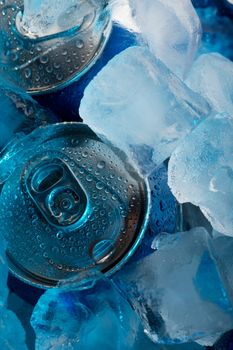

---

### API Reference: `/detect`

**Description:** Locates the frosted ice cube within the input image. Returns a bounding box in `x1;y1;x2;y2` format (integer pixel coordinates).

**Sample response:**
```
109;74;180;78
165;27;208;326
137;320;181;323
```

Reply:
19;0;101;38
168;113;233;236
186;53;233;115
129;0;202;78
207;235;233;300
114;227;233;346
31;278;140;350
111;0;139;32
80;46;210;175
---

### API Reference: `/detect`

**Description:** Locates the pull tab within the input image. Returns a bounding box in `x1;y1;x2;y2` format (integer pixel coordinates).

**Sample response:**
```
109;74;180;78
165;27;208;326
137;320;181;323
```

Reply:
26;158;88;229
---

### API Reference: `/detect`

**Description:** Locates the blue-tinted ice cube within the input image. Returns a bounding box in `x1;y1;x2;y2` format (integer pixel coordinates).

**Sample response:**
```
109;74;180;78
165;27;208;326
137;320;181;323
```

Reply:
7;291;35;350
209;234;233;298
80;46;210;174
129;0;202;78
114;227;233;346
134;329;204;350
31;277;141;350
168;113;233;236
0;308;27;350
186;53;233;115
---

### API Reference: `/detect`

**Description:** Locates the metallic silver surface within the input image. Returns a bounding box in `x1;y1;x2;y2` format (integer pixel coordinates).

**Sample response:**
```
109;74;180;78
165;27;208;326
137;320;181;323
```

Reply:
0;123;150;288
0;0;111;94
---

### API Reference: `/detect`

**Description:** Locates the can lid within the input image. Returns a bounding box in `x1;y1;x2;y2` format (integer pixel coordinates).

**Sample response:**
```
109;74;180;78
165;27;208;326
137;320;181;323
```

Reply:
0;0;111;94
0;123;149;288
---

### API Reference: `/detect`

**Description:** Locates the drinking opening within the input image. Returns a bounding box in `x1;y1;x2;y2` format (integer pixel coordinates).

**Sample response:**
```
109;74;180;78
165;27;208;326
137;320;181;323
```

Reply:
31;164;64;193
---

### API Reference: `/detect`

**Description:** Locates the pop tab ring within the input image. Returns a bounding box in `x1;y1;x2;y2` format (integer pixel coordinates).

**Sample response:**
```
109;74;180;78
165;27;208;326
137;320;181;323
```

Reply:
0;0;111;94
0;123;150;288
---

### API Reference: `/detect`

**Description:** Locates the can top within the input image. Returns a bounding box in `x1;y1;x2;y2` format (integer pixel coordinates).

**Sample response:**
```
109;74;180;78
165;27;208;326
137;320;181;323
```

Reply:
0;0;111;94
0;123;149;288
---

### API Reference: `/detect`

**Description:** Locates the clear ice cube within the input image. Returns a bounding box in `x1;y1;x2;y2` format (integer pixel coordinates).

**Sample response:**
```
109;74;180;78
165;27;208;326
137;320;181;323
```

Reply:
168;113;233;236
31;277;140;350
135;331;204;350
80;46;210;174
114;227;233;346
186;53;233;115
129;0;202;78
209;235;233;302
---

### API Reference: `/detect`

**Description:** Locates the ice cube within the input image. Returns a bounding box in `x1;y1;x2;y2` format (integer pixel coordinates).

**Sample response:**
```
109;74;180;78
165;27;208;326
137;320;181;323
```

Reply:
129;0;202;78
19;0;102;38
168;113;233;236
80;46;210;174
135;330;204;350
186;53;233;115
0;308;27;350
8;292;35;350
209;234;233;296
114;227;233;346
0;78;56;153
31;277;140;350
111;0;139;32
